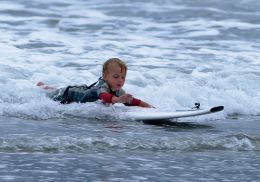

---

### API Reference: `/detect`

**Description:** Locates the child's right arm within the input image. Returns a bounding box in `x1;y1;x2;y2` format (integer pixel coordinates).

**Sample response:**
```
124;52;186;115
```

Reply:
99;93;135;105
99;93;153;108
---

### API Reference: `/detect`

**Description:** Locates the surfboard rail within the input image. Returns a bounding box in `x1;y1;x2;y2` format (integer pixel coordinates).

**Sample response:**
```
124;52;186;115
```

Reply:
122;106;224;121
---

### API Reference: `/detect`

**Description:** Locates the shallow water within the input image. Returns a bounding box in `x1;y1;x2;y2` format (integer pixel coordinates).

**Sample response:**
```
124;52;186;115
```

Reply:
1;116;260;181
1;0;260;181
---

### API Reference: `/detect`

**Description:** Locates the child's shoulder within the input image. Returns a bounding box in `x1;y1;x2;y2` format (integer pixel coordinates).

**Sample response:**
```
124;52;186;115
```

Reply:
97;79;107;87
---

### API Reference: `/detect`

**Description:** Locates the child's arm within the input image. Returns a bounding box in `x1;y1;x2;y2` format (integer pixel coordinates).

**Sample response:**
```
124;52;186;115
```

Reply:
117;95;153;108
139;100;153;108
99;93;153;108
112;94;134;104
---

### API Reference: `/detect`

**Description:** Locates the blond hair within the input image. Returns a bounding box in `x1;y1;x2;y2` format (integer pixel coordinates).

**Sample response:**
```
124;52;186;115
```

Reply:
102;58;127;76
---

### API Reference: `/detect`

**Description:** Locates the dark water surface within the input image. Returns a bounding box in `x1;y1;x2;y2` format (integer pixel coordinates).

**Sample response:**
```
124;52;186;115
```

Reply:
1;115;260;181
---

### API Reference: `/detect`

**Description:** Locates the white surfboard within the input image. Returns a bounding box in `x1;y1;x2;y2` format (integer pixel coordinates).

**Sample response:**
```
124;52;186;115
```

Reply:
121;106;224;121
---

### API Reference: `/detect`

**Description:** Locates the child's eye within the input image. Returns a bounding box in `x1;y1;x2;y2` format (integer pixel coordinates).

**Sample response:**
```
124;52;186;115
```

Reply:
113;75;119;79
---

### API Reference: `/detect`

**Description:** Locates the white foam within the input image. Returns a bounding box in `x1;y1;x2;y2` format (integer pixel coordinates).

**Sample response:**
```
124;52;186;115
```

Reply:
0;2;24;10
0;0;260;119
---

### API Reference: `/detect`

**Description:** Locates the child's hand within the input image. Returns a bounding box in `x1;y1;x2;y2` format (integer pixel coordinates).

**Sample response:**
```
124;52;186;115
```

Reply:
117;94;133;104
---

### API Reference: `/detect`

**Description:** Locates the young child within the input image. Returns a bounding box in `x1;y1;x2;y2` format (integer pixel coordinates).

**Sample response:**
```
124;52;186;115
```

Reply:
37;58;152;108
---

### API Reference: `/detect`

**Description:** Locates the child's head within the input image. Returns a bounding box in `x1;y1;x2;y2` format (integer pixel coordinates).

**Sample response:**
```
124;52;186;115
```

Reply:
102;58;127;91
102;58;127;76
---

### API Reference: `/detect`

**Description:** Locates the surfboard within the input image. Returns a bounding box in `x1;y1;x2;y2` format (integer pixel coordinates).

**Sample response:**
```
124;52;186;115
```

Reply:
121;106;224;121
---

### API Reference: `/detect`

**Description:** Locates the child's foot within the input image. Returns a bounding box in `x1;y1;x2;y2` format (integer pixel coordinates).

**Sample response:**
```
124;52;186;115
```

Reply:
37;82;44;86
36;82;54;89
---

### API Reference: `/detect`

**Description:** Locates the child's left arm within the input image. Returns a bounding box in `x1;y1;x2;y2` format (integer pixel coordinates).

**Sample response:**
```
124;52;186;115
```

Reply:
138;100;153;108
117;94;153;108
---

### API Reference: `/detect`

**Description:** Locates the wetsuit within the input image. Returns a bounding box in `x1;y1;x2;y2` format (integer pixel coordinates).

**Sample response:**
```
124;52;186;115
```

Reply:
46;79;141;106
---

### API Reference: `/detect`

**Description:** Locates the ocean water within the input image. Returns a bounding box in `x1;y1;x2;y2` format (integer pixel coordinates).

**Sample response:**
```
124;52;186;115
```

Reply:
0;0;260;181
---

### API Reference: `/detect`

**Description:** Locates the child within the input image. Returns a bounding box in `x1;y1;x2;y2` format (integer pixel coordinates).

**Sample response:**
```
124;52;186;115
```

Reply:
37;58;152;108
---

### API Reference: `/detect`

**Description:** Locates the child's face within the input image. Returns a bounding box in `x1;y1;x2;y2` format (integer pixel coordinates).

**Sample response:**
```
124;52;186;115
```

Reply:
103;64;126;91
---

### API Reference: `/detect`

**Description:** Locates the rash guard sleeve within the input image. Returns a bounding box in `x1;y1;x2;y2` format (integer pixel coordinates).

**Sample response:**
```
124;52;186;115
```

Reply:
130;98;141;106
99;92;141;106
97;79;141;106
99;92;113;103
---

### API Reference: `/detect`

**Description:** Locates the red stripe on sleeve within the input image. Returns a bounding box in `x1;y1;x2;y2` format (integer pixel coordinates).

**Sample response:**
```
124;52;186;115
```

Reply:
130;98;141;106
99;93;113;103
